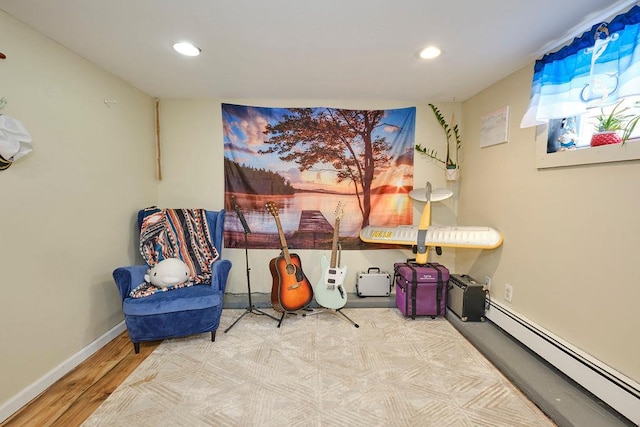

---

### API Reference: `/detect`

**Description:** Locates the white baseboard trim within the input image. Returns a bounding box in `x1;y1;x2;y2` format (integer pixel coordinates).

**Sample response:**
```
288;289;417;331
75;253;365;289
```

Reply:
486;300;639;425
0;321;126;423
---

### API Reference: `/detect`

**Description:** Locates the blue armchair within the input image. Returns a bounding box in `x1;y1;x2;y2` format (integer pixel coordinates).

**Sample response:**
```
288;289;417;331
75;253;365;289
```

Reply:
113;209;232;353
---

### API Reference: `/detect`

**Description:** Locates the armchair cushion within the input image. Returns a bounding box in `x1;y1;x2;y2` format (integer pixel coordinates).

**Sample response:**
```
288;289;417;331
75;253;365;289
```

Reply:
123;284;223;316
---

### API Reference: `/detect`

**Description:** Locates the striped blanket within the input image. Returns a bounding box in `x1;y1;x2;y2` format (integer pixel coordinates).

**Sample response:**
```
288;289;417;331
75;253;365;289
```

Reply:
137;208;219;294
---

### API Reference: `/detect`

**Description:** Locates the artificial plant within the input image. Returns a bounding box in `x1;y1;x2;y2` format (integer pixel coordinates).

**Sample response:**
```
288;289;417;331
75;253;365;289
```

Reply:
592;99;640;145
416;103;462;168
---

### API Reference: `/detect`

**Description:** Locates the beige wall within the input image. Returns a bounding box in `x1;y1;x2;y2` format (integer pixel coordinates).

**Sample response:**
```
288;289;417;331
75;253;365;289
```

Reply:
157;99;461;297
0;12;157;406
458;65;640;382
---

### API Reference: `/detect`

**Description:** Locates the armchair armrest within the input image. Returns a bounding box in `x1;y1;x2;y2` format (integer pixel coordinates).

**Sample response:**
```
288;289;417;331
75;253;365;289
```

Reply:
210;259;232;293
113;265;148;300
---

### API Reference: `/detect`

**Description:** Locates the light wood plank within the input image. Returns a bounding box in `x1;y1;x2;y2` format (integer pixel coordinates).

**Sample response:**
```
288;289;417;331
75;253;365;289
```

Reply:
1;332;160;426
51;341;158;426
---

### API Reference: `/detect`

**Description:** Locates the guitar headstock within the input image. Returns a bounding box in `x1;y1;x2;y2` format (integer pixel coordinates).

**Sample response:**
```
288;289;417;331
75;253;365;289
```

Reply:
266;201;279;218
334;201;345;220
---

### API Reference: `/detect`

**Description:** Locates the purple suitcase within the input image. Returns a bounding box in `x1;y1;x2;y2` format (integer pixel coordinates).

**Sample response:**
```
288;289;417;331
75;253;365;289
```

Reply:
394;261;449;319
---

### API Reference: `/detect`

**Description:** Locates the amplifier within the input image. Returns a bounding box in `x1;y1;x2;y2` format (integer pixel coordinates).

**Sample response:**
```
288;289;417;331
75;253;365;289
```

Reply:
447;274;488;322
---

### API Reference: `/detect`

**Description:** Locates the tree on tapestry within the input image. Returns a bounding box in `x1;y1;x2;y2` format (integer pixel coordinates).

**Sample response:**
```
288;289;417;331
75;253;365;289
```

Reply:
222;104;415;250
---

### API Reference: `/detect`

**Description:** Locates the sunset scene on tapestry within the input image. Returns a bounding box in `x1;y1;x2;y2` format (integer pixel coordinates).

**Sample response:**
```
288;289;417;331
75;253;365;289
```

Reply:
222;104;415;250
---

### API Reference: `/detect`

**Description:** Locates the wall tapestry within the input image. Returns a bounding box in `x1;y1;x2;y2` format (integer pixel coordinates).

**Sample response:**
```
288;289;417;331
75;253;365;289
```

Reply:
222;104;415;250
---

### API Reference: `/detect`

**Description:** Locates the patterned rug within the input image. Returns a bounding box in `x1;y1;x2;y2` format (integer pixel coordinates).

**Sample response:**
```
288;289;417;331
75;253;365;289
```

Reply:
83;308;555;426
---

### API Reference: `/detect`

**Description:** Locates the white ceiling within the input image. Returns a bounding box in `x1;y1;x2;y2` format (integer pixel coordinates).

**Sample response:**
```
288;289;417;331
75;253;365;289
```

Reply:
1;0;636;102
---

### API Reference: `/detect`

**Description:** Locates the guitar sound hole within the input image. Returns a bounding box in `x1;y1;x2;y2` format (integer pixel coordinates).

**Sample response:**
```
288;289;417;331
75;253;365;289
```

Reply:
286;264;295;275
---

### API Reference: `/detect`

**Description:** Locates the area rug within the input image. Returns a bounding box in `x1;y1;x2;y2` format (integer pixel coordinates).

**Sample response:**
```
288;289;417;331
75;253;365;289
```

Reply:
83;308;554;426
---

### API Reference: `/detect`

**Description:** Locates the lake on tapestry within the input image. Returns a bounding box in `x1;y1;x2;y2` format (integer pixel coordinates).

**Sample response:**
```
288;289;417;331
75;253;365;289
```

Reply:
224;192;412;250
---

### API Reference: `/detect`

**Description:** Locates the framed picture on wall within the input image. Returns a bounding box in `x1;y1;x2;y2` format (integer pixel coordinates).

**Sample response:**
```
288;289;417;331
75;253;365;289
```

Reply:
480;106;509;148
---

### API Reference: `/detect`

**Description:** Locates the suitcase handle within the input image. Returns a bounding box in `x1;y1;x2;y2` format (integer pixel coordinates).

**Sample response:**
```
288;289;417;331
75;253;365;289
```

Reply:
460;274;478;284
367;267;381;273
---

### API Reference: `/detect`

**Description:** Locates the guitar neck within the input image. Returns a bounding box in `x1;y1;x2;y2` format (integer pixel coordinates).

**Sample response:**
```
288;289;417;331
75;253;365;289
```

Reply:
273;214;292;264
329;217;340;268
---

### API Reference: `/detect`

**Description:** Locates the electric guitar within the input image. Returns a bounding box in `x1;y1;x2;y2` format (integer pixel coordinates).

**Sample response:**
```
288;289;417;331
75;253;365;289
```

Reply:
314;202;347;309
266;201;314;312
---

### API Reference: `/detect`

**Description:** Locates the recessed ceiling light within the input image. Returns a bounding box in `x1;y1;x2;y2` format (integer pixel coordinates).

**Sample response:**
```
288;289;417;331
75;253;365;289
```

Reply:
418;46;442;60
173;42;201;57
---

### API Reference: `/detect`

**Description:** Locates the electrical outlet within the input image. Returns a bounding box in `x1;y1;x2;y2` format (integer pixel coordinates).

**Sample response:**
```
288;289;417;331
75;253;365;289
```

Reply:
504;284;513;303
485;276;492;290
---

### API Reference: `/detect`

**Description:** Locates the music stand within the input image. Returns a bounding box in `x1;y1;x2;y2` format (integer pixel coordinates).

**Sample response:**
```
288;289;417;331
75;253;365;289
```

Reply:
224;196;280;333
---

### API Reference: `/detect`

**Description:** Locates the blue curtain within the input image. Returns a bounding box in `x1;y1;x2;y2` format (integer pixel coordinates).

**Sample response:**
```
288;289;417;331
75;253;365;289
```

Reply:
521;5;640;127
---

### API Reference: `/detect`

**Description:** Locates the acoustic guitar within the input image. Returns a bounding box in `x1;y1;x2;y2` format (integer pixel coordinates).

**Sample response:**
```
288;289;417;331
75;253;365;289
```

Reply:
266;201;314;312
314;202;347;309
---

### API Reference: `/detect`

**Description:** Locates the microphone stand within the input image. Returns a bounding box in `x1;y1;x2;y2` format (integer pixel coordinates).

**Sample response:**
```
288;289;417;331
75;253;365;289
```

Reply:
224;196;279;333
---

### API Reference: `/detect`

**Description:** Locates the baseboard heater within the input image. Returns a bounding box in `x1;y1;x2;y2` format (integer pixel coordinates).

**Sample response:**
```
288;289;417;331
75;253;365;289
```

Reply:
485;299;639;425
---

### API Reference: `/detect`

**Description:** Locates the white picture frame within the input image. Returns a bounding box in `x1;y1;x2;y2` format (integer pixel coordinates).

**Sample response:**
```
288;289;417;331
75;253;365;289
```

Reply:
480;106;509;148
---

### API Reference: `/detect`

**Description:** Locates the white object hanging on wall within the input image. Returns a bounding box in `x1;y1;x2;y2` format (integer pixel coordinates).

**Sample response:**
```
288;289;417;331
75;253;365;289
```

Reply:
445;167;459;181
0;114;33;170
480;106;509;148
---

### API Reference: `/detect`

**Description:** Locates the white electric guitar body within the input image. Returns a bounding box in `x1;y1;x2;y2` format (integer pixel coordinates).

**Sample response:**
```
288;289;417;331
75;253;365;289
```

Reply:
314;202;348;310
360;183;503;264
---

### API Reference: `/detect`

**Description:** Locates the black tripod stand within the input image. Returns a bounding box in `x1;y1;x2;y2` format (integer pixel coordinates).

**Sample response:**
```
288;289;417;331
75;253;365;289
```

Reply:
224;197;280;333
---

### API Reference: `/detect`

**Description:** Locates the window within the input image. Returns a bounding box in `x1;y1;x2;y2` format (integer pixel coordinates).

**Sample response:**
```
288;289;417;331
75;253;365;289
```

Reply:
546;96;640;153
524;5;640;168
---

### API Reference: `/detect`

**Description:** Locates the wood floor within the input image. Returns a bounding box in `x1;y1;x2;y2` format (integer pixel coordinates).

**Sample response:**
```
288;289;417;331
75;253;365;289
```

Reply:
1;332;160;427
